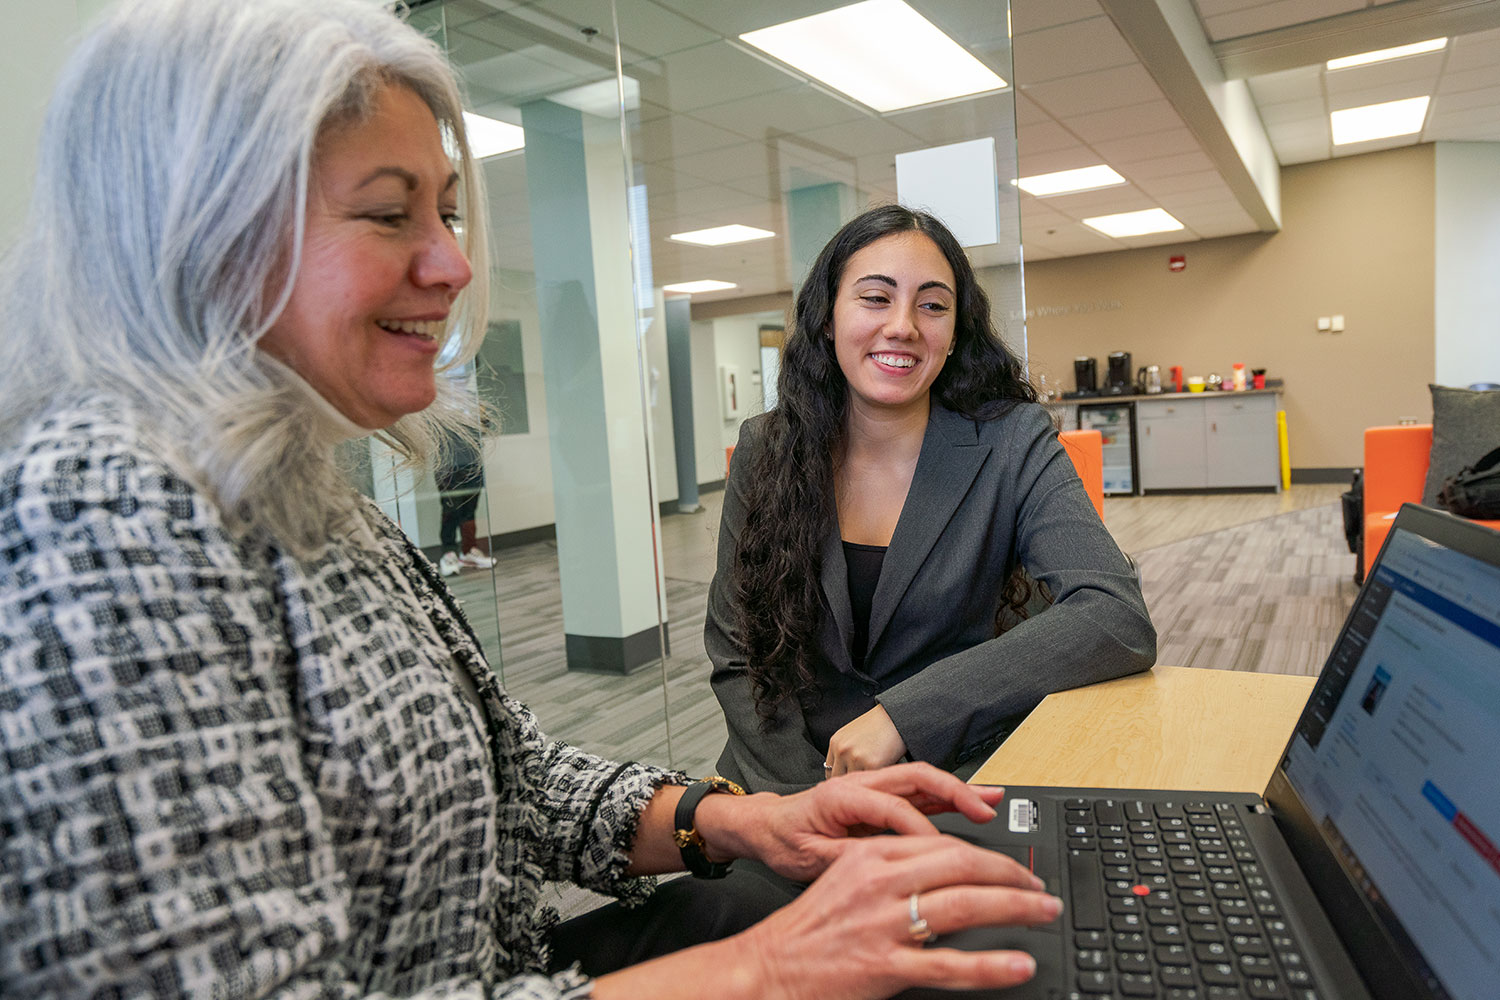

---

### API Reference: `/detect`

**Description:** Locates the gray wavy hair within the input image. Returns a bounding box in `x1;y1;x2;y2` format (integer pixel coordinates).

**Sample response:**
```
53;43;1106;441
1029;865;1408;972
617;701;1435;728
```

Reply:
0;0;491;553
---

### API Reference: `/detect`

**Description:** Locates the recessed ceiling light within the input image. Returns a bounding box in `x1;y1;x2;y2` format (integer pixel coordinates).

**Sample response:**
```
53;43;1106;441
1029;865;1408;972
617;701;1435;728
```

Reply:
668;225;776;247
462;112;525;159
1326;38;1447;71
1015;165;1126;197
662;280;738;294
739;0;1007;113
1330;96;1430;145
1083;208;1184;238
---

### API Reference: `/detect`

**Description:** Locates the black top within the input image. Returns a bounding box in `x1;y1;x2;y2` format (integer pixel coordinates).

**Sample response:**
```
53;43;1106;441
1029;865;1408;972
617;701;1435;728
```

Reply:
803;540;888;754
842;540;887;674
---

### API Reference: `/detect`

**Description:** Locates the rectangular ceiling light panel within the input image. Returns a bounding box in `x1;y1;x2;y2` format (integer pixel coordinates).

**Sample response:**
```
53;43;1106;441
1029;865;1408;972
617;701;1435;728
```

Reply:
1326;38;1447;71
1016;165;1126;197
739;0;1007;113
662;280;738;294
668;225;776;246
1330;96;1430;145
463;112;525;159
1083;208;1183;238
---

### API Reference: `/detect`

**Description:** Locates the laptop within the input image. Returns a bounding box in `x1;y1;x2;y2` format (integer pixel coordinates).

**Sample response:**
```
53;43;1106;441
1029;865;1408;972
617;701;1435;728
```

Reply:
902;503;1500;1000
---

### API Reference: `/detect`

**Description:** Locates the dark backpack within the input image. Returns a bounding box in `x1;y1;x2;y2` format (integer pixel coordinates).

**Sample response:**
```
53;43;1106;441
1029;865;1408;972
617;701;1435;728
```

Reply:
1438;445;1500;519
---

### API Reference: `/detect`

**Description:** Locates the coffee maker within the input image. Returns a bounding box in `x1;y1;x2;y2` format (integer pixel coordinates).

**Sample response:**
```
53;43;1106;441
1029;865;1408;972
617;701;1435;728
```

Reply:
1073;356;1098;396
1105;351;1131;394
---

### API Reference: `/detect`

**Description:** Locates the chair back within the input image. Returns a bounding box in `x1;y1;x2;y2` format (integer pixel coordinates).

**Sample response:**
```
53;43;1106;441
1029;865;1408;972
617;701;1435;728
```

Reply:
1058;429;1105;520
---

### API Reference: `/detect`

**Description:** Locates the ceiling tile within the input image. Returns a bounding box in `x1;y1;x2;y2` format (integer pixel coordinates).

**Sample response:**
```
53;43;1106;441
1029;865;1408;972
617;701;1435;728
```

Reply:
632;115;754;163
1246;66;1323;106
1091;128;1205;163
1011;0;1104;34
634;42;798;113
1445;28;1500;71
1022;65;1165;118
1116;150;1216;180
1431;86;1500;114
1017;145;1104;177
1018;120;1089;155
1067;100;1188;144
1425;105;1500;140
1014;93;1053;125
687;87;866;138
1202;0;1361;42
1012;16;1137;85
1332;133;1420;156
1322;51;1444;94
539;0;716;59
1256;97;1326;126
882;93;1020;143
800;117;940;159
1438;61;1500;95
1138;168;1231;195
1044;186;1156;215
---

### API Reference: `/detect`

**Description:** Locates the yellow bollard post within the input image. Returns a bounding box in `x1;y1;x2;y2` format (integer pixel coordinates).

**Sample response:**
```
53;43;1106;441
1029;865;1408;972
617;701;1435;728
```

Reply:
1276;410;1291;490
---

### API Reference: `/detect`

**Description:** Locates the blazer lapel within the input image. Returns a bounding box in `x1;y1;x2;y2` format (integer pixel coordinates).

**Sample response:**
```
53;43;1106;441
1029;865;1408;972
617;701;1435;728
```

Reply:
820;521;855;664
864;404;990;656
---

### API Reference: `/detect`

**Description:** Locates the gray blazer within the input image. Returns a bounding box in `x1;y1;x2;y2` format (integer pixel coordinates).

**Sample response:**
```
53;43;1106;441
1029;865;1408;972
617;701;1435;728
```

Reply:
706;401;1156;794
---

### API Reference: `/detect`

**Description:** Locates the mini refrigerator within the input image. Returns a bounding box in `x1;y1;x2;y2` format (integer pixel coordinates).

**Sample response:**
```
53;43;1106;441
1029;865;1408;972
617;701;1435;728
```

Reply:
1077;402;1138;495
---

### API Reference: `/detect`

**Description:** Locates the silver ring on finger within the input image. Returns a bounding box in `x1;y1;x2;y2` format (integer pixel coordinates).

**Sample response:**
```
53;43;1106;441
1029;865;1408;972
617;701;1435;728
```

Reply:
907;892;934;945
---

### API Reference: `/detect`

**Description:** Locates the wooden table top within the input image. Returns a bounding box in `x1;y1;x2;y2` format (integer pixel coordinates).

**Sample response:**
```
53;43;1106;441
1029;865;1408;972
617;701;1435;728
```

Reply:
969;666;1317;793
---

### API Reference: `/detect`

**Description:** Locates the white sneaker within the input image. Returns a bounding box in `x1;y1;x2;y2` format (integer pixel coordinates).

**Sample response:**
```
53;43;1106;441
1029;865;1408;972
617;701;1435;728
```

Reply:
459;548;496;569
438;551;462;577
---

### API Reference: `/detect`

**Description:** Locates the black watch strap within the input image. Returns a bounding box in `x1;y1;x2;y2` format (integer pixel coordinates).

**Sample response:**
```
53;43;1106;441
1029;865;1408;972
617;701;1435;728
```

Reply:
673;776;745;879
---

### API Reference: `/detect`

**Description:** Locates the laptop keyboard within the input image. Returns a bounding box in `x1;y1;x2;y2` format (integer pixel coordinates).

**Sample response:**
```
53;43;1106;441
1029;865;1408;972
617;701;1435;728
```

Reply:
1062;798;1321;1000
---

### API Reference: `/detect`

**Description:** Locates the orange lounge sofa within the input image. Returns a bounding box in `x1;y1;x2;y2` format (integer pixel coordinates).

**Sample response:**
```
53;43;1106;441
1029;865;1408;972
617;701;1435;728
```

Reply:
1363;424;1500;579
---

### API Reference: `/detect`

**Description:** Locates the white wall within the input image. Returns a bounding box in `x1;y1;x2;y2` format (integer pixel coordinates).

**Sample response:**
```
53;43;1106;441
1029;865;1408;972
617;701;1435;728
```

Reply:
479;268;557;536
710;313;771;451
1434;141;1500;387
642;286;679;505
691;320;728;482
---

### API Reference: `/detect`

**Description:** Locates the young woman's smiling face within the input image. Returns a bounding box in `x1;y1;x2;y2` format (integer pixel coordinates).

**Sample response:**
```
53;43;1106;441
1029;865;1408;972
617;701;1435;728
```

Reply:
259;85;472;428
829;231;957;419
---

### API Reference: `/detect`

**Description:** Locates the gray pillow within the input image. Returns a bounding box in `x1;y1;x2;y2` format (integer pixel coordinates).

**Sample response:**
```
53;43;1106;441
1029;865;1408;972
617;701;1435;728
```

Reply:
1422;384;1500;506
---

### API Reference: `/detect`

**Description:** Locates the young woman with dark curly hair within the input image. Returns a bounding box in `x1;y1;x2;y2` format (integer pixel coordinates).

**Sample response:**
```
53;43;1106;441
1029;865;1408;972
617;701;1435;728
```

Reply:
706;205;1157;794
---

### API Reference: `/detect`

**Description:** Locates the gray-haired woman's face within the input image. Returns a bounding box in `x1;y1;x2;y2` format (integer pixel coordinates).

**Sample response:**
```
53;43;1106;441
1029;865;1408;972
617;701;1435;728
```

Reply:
258;84;471;428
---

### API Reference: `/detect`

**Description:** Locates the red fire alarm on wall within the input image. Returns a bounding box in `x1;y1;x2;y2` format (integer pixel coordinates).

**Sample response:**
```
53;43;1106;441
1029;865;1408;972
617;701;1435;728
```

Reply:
1169;255;1186;272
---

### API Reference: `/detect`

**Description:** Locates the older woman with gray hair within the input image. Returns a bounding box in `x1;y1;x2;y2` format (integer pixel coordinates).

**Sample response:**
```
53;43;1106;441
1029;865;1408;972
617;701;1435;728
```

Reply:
0;1;1061;998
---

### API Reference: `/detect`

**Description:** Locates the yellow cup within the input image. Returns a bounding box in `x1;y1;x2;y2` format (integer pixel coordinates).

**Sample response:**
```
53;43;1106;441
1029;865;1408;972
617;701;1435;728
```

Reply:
1187;377;1205;392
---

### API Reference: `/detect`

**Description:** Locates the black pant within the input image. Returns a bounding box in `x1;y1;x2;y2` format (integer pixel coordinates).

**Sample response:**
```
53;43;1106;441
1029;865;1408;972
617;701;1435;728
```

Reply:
548;861;803;976
438;489;480;550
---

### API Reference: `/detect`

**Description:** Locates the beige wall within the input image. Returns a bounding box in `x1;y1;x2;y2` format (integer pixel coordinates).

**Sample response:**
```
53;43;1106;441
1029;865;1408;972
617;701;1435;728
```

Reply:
1023;144;1437;470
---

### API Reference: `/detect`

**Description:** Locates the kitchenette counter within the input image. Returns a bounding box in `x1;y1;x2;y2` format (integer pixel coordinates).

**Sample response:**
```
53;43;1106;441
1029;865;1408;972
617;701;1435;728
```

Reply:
1046;386;1284;493
1050;385;1282;405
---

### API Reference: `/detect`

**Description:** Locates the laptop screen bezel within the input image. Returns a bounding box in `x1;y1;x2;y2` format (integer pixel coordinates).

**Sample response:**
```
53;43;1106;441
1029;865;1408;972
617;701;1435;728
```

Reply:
1261;503;1500;1000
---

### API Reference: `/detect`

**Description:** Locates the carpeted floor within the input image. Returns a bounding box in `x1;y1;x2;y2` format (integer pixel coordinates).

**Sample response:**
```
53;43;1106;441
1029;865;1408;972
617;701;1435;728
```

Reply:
1133;503;1360;676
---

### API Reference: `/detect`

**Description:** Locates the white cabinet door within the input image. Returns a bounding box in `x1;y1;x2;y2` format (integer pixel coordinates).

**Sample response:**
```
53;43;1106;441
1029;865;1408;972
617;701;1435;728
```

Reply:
1205;396;1279;488
1137;401;1207;490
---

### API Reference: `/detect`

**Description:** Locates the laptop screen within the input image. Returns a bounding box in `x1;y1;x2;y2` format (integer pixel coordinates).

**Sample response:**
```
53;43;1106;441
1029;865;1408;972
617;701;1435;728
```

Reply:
1279;523;1500;1000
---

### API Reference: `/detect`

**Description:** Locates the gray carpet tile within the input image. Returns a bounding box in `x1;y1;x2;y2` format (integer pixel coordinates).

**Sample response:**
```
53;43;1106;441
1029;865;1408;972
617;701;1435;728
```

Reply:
1134;503;1359;676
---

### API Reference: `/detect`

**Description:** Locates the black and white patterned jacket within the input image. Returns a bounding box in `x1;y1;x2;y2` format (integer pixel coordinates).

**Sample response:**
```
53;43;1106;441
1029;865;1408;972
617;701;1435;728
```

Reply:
0;395;680;999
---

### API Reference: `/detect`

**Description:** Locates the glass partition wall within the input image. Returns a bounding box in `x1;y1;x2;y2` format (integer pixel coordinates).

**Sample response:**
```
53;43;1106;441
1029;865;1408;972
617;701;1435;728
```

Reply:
373;0;1022;776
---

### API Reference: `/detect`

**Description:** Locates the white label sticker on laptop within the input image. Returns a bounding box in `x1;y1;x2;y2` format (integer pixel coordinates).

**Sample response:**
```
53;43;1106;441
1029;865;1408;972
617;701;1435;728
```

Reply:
1008;798;1038;833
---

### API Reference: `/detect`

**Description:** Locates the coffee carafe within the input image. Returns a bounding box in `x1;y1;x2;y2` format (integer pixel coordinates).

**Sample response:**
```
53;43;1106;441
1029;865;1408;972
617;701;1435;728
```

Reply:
1105;351;1131;394
1137;364;1162;394
1073;356;1098;394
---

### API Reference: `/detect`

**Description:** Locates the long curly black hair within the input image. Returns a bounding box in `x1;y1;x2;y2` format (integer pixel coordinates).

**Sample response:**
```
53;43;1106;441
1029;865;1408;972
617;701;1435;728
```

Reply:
731;204;1038;723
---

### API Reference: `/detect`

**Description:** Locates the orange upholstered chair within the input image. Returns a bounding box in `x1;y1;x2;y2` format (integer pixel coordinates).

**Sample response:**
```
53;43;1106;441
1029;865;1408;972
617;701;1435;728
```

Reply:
1363;424;1500;578
1059;428;1105;520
